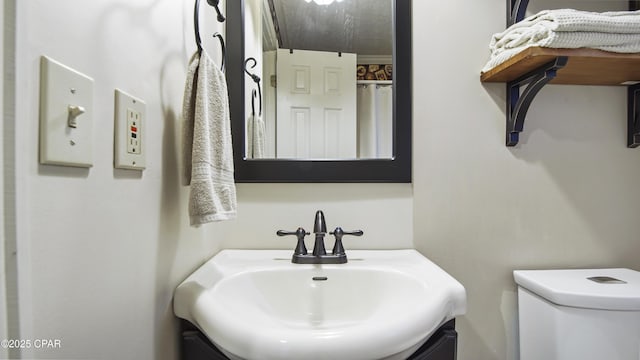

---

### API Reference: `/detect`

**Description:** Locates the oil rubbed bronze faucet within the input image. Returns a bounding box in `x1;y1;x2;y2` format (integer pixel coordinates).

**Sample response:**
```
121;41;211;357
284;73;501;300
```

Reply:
277;210;363;264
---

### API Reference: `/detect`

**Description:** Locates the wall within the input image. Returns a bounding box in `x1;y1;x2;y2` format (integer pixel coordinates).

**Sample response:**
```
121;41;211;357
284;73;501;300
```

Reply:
212;183;412;251
412;1;640;360
10;0;226;359
2;0;21;358
0;0;7;357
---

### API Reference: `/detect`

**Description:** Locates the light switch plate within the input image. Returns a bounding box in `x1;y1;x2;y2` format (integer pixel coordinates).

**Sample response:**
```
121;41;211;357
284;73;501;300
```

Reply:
114;89;146;170
39;56;94;167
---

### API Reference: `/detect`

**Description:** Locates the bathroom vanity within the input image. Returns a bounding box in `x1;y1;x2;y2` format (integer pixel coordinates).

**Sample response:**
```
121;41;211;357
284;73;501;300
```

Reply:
180;319;458;360
173;250;466;360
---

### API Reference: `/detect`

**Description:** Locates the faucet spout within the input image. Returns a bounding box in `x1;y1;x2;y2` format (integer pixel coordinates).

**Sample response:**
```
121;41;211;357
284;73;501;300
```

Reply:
313;210;327;234
312;210;327;256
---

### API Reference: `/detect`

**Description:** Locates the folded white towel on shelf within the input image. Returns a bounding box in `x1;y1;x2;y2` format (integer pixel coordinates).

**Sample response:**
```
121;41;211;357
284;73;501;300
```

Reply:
182;49;237;226
483;9;640;72
247;114;266;159
502;9;640;35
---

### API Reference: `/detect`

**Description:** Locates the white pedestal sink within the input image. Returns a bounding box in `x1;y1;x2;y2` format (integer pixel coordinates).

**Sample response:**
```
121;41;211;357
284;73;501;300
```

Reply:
174;250;466;360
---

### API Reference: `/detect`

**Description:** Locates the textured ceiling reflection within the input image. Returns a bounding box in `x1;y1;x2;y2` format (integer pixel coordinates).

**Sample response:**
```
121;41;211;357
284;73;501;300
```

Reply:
267;0;393;55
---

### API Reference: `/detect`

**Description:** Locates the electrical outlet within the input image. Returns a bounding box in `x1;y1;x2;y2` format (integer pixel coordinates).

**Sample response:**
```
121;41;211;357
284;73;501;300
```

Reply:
114;89;145;170
127;108;141;154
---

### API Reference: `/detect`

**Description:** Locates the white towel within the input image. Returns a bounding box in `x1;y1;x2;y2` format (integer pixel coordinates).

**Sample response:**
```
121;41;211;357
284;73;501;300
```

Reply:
483;9;640;72
500;9;640;35
182;50;237;226
246;114;266;158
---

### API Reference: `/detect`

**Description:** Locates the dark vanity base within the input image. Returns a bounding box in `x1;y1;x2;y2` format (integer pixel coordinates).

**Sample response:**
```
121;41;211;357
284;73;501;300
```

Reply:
180;319;457;360
406;320;457;360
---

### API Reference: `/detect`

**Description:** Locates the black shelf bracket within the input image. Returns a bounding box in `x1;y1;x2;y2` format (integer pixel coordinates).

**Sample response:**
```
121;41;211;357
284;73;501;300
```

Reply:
508;0;530;26
506;57;568;146
628;84;640;147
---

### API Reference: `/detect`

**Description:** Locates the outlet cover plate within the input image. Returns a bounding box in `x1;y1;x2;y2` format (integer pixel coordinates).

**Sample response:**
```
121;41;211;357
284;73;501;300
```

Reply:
39;56;94;167
114;89;146;170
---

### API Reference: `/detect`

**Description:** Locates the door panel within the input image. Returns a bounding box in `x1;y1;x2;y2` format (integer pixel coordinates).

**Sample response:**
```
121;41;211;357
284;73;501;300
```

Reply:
276;49;356;159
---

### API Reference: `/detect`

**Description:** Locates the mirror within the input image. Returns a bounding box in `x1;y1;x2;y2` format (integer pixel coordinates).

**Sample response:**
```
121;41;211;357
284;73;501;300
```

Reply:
226;0;411;182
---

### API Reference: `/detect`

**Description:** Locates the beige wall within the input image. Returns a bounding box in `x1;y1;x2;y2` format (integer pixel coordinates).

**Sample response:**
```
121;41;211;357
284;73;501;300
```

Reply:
2;1;21;358
11;0;227;358
212;183;413;251
412;1;640;359
0;0;7;356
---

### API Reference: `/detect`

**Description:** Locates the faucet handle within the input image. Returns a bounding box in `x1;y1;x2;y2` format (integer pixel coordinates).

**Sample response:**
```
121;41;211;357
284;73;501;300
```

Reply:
329;227;363;256
277;227;310;255
276;228;309;237
332;229;363;237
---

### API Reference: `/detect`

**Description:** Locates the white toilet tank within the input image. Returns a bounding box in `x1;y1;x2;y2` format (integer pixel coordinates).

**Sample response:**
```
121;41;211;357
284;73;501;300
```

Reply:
514;268;640;360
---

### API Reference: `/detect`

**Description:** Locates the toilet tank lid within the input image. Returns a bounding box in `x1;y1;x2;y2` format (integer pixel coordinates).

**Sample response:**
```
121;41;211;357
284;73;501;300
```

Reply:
514;268;640;311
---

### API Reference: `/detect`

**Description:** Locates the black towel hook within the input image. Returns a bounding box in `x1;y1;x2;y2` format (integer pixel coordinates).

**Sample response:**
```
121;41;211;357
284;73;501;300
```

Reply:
213;32;226;72
208;0;225;22
244;58;261;83
251;89;257;117
244;57;262;116
194;0;225;53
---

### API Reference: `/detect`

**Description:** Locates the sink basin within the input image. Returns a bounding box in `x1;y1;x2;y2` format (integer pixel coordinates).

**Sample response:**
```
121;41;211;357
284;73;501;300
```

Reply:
174;249;466;360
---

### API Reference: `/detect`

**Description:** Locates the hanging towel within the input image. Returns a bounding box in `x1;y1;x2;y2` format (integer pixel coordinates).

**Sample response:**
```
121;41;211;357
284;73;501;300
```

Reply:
247;114;266;159
483;9;640;72
182;50;237;226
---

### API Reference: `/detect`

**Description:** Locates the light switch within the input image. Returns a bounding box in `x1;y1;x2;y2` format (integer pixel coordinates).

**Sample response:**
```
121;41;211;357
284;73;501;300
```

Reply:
114;89;146;170
39;56;94;167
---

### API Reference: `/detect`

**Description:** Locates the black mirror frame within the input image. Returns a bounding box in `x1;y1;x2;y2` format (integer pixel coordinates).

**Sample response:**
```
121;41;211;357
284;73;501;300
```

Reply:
226;0;411;183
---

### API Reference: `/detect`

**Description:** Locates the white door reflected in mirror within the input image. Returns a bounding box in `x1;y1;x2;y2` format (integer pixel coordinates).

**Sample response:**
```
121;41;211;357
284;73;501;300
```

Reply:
276;49;356;159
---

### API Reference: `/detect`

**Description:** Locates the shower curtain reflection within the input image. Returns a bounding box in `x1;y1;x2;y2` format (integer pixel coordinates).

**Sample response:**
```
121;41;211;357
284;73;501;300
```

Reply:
357;83;393;159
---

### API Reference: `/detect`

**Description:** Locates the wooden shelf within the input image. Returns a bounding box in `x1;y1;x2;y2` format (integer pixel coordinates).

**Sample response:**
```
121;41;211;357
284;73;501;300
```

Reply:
481;47;640;86
481;46;640;147
486;0;640;147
